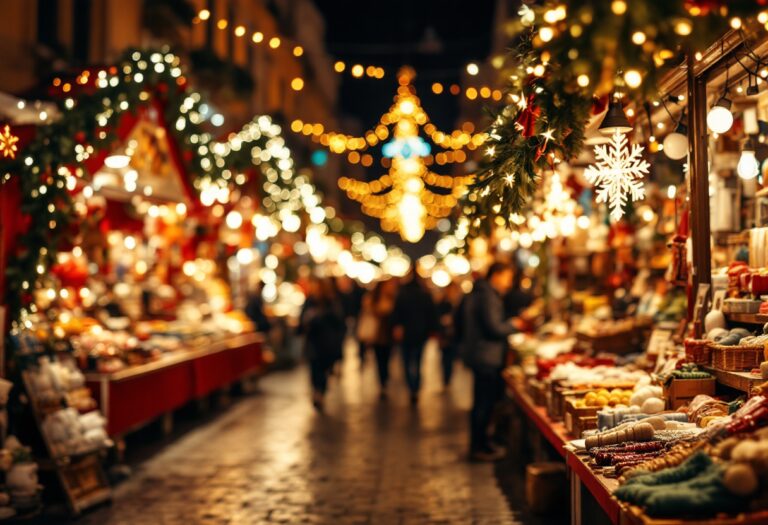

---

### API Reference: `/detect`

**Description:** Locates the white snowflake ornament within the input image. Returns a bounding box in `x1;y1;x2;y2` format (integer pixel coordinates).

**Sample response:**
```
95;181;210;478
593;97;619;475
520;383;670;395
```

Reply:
584;130;649;221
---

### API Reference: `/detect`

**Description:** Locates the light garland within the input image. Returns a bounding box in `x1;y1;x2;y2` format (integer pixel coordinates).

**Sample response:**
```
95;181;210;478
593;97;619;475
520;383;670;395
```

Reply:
334;67;474;242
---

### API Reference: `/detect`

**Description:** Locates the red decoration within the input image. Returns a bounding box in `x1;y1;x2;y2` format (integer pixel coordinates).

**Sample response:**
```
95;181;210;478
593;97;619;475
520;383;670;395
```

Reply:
515;94;540;138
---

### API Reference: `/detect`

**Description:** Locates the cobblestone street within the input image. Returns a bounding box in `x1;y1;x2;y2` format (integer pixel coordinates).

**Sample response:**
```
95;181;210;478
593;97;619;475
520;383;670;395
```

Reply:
76;341;537;525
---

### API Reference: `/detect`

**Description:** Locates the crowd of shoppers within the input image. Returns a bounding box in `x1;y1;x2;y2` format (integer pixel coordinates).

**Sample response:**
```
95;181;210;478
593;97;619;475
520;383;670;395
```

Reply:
296;261;531;461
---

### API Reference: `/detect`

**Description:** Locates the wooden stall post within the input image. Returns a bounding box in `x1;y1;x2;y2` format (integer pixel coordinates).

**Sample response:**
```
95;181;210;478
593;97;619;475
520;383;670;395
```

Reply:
687;54;713;336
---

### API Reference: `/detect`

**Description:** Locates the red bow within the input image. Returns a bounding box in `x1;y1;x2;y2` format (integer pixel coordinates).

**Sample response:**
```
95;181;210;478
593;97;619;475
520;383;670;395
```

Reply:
515;94;540;138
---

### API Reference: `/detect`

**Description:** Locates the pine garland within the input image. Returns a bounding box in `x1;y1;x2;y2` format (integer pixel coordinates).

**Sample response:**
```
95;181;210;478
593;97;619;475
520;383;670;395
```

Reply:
461;35;592;237
1;48;297;325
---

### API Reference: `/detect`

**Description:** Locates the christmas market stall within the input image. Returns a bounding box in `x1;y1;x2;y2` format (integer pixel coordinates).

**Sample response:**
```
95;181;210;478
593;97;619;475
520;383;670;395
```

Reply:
461;2;768;524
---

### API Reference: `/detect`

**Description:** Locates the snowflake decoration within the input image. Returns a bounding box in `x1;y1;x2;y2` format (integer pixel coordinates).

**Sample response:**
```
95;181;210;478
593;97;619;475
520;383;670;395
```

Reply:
0;125;19;159
584;130;649;222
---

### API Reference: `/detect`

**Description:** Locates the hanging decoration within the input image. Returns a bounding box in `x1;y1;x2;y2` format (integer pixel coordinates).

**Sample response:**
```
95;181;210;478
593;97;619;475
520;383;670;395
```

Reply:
460;35;592;237
584;130;650;222
0;125;19;159
334;67;473;242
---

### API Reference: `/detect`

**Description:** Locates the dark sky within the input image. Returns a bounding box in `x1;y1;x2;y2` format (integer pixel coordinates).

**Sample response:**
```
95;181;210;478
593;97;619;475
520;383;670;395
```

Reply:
315;0;497;132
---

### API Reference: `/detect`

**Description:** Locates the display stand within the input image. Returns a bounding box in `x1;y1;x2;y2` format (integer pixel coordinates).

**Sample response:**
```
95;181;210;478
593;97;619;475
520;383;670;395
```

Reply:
20;371;111;516
86;333;264;439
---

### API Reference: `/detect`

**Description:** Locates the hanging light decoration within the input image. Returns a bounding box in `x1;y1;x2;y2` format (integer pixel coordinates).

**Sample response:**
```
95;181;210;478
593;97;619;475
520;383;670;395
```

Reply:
598;98;633;135
737;136;760;180
663;114;688;160
707;90;734;134
337;67;473;242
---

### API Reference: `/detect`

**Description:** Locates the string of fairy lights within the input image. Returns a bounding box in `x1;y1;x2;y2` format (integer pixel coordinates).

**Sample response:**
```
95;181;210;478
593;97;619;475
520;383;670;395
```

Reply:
192;8;501;98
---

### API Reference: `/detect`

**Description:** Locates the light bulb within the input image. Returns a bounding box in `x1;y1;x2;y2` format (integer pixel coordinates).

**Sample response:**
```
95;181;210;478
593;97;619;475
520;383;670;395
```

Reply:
737;149;759;180
662;132;688;160
707;102;733;134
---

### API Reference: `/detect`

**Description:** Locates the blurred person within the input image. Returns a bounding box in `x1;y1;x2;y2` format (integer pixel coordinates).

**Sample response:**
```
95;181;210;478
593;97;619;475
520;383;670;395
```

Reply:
337;275;367;364
392;270;437;406
357;279;398;398
436;281;462;388
457;262;518;461
245;281;272;333
298;277;346;411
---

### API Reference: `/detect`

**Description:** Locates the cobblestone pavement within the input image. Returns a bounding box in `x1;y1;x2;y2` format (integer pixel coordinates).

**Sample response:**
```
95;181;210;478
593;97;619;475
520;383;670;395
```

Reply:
77;340;540;525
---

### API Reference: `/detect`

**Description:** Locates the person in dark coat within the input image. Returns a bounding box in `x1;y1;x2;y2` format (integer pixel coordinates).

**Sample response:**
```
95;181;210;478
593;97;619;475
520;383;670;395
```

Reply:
436;280;462;388
299;277;347;411
457;262;518;461
245;282;272;333
391;271;437;406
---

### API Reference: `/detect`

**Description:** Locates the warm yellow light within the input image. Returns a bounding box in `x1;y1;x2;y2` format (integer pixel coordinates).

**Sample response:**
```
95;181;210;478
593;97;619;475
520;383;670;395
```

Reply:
674;19;692;36
269;37;280;48
217;19;228;30
632;31;646;45
351;64;364;77
399;100;415;114
611;0;627;15
334;61;345;72
759;11;768;24
539;27;554;42
465;87;478;100
234;25;246;37
198;9;210;20
479;86;491;98
290;120;303;132
466;63;479;76
624;69;643;88
293;45;304;57
730;17;742;29
366;66;377;77
291;78;304;91
533;64;545;76
577;74;590;87
432;82;443;94
252;32;264;43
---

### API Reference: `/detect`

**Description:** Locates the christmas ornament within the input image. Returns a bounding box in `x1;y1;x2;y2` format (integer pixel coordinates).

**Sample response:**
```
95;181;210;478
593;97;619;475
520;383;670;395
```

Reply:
584;130;650;222
0;125;19;159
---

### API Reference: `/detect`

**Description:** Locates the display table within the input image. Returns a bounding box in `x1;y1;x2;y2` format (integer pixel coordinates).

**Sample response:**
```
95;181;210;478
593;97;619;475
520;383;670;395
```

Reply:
504;371;768;525
86;333;264;437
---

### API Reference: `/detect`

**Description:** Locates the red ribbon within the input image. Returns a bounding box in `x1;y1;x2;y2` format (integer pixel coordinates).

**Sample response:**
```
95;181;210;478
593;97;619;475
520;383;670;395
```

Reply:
515;94;540;138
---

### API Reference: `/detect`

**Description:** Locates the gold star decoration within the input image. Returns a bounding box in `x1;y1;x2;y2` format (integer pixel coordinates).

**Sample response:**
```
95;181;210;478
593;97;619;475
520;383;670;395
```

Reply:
0;125;19;159
504;173;516;186
540;129;555;142
485;145;496;157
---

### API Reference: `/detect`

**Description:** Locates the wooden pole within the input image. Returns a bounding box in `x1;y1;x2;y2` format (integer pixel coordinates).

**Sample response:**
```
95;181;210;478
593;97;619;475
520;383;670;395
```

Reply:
687;54;713;335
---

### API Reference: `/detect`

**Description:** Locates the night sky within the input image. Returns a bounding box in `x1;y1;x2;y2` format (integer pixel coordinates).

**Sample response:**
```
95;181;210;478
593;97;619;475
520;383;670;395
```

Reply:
315;0;496;133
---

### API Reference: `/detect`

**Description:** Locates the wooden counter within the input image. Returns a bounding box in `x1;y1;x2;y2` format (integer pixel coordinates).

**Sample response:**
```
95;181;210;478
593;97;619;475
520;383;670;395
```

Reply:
86;332;265;436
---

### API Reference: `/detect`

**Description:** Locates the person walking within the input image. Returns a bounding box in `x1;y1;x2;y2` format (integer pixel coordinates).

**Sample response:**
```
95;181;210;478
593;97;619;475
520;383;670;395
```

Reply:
392;271;437;406
436;280;462;389
457;262;518;461
358;279;398;398
299;277;347;411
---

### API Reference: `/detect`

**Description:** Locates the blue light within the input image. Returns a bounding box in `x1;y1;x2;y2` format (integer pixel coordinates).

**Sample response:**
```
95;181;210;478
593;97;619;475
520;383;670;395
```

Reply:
382;136;431;159
311;149;328;166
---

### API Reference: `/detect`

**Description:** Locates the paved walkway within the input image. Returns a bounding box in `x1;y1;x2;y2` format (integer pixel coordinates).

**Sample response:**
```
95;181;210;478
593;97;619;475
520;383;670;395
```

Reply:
78;341;536;524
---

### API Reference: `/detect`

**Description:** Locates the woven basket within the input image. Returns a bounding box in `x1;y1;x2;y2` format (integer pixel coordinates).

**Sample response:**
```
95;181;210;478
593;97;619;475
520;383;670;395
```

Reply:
709;343;763;371
684;338;712;365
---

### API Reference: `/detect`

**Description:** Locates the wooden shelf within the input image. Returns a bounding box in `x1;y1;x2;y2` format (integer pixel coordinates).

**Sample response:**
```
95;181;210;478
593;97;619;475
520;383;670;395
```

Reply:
701;366;764;393
725;312;768;325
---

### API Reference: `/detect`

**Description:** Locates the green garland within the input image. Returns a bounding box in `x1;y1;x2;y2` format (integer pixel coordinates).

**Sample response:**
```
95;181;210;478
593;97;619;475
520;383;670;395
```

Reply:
461;35;592;237
518;0;764;98
0;48;297;324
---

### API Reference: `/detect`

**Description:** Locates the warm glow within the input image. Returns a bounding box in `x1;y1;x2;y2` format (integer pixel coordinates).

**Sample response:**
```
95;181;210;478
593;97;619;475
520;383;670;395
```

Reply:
466;63;479;76
198;9;210;21
291;77;305;91
351;64;364;77
269;37;281;48
334;61;345;72
252;32;264;43
234;25;246;37
293;46;304;57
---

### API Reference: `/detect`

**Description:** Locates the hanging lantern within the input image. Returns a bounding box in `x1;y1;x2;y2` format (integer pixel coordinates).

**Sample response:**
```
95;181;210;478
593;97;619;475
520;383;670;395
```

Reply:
598;99;633;135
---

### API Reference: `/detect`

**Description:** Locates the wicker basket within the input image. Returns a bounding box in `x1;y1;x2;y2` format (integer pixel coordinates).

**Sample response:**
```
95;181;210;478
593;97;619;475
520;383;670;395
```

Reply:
684;338;712;365
709;343;763;371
